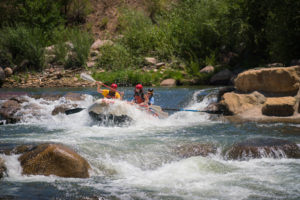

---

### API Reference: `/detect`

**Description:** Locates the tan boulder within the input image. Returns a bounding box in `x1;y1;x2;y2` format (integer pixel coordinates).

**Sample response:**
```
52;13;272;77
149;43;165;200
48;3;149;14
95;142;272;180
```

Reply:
19;144;90;178
145;57;157;65
91;39;113;50
219;91;266;115
200;65;214;74
4;67;13;76
235;66;300;94
160;78;176;87
262;97;296;117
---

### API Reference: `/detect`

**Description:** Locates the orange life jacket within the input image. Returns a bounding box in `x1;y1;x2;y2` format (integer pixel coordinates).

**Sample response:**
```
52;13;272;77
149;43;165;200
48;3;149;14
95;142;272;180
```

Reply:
134;92;145;104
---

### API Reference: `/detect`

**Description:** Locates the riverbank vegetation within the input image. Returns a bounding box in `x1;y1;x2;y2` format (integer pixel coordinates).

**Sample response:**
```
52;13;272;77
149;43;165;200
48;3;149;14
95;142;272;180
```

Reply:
0;0;299;86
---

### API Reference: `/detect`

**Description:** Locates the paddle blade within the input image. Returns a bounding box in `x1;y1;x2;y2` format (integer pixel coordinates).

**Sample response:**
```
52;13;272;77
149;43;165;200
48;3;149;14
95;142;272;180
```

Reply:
80;73;95;83
65;108;85;115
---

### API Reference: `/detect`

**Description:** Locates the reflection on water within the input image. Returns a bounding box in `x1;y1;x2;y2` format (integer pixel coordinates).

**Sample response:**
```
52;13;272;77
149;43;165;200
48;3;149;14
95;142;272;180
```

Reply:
0;87;300;200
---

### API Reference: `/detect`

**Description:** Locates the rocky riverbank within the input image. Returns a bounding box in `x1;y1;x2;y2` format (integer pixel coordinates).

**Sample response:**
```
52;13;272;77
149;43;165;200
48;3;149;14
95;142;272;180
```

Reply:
1;67;95;88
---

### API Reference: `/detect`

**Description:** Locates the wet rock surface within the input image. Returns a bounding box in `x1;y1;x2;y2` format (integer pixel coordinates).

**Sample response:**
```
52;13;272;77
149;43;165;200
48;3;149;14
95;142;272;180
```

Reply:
175;143;217;158
19;143;90;178
0;157;7;179
225;138;300;160
0;100;21;124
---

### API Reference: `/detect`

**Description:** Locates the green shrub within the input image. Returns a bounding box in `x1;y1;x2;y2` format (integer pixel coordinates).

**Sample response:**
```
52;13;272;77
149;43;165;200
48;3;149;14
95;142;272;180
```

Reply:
0;25;45;70
53;29;93;68
96;44;134;70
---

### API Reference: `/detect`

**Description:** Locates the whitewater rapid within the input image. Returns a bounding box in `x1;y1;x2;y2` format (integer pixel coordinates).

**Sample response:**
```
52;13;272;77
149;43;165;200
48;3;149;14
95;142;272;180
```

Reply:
1;88;300;200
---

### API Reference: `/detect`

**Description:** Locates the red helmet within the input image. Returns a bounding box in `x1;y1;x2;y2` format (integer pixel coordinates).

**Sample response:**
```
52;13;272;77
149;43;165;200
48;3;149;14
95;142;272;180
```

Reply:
136;84;143;89
111;83;117;89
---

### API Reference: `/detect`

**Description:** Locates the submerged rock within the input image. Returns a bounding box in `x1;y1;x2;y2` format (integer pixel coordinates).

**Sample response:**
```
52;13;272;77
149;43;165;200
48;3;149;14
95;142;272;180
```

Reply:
0;100;21;124
175;143;217;158
225;138;300;160
19;144;90;178
262;97;296;117
235;66;300;95
0;157;7;179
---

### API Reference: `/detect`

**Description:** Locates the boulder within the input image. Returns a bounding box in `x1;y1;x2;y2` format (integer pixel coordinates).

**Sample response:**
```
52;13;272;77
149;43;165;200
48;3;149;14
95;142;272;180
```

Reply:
0;157;7;179
262;97;296;117
175;143;217;158
290;59;300;66
160;78;176;87
19;144;90;178
145;57;157;65
200;65;214;74
156;62;165;68
235;66;300;95
0;100;21;124
4;67;13;76
226;138;300;160
91;39;113;50
64;92;85;101
210;69;233;85
219;91;266;115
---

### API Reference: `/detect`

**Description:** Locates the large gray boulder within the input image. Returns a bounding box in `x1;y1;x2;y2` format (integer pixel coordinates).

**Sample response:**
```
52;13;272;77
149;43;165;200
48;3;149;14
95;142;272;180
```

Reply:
210;69;233;85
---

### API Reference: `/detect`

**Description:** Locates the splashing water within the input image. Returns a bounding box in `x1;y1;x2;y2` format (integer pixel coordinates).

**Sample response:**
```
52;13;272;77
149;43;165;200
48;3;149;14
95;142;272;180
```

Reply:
1;87;300;200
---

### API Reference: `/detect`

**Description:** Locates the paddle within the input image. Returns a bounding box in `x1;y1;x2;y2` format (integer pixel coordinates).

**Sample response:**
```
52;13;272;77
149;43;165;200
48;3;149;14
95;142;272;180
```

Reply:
65;107;86;115
80;73;123;94
161;108;214;113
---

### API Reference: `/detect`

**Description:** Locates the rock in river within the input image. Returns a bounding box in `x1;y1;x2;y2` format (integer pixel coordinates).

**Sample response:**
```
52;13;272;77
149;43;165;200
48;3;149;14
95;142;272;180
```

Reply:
0;157;7;179
235;66;300;95
19;144;90;178
175;143;217;158
219;91;266;115
0;100;21;124
225;138;300;160
262;97;296;117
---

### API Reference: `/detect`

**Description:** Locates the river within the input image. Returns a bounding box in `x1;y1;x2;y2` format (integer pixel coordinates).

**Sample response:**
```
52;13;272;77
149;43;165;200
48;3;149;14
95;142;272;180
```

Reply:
0;87;300;200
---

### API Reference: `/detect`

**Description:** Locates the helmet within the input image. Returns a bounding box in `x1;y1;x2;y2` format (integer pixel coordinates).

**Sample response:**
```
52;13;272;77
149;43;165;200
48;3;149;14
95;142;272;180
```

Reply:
136;84;143;89
111;83;117;89
148;88;154;92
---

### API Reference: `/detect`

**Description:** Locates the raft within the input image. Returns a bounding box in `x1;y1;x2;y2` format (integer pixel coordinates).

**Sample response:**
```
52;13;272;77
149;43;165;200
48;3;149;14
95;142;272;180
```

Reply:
88;99;168;125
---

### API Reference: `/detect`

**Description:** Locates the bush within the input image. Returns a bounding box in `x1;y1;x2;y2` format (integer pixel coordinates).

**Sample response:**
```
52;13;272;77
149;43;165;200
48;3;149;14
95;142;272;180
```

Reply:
96;44;134;70
0;25;45;70
53;29;93;68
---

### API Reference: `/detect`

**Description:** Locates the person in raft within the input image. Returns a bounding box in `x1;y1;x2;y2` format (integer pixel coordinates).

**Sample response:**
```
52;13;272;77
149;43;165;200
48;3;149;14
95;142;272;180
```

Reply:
147;88;154;105
132;84;148;105
96;81;123;99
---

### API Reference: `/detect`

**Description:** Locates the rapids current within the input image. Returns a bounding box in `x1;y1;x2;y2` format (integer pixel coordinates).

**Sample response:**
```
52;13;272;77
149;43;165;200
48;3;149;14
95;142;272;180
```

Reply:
0;87;300;200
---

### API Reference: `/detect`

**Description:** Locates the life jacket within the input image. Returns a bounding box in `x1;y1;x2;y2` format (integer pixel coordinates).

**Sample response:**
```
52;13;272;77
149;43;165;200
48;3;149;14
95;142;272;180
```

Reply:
134;92;145;104
148;95;153;105
106;91;116;99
